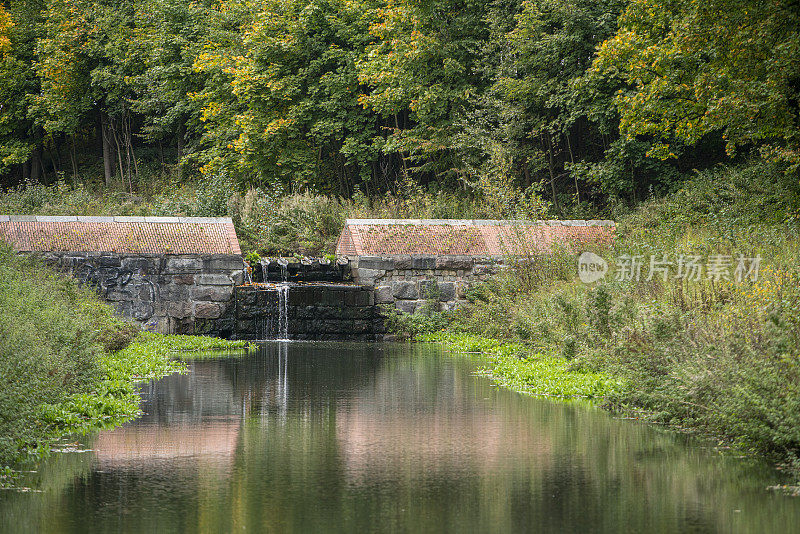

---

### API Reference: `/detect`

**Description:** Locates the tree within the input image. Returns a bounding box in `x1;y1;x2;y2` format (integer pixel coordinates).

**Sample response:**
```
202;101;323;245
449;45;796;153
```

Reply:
357;0;491;185
593;0;800;168
0;0;46;182
224;0;379;194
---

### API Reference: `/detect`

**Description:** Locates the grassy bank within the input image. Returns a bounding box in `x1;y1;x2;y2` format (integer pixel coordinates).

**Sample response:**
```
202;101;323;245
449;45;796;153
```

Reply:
397;161;800;474
0;244;253;478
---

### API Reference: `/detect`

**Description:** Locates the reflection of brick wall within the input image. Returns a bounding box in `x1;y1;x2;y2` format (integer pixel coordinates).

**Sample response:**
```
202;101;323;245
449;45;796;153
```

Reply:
36;252;244;336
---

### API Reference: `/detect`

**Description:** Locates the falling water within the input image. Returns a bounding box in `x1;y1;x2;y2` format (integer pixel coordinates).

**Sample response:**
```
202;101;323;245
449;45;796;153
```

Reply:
277;283;290;341
277;258;289;282
259;258;270;283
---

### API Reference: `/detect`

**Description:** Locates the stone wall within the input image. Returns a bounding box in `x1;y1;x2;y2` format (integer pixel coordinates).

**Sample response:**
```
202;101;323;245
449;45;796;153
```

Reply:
348;255;502;314
233;285;383;341
36;251;245;336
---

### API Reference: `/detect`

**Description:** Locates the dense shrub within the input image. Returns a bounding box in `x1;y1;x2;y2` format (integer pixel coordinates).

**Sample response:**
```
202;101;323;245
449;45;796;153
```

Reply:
0;244;136;466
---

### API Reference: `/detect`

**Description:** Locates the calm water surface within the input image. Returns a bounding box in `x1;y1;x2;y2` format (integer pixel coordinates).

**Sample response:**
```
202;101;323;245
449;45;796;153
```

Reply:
1;342;799;533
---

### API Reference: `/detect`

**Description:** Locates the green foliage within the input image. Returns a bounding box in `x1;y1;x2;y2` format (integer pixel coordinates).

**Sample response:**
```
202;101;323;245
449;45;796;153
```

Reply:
438;162;800;468
593;0;800;167
3;0;792;218
0;241;253;471
381;305;450;341
0;243;116;466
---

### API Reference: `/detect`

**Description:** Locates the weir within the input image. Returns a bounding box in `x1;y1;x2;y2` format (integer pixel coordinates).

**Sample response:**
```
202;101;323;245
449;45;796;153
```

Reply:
0;215;614;339
232;282;381;341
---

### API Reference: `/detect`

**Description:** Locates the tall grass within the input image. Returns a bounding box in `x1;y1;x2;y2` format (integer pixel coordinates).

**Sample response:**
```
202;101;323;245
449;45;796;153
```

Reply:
0;243;139;466
0;174;500;256
432;161;800;470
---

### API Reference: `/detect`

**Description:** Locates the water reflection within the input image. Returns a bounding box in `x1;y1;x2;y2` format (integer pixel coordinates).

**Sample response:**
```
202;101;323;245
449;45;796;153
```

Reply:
1;342;799;533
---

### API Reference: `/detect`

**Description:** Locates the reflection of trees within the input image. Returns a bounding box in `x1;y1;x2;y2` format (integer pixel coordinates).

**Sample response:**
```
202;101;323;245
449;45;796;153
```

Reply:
3;343;800;533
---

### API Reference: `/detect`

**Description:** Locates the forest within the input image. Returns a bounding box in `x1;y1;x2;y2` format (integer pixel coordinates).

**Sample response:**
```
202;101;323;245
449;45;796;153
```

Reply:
0;0;797;219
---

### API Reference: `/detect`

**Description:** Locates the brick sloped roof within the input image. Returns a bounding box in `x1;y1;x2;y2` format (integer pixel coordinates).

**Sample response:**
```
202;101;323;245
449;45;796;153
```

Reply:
0;215;241;255
336;219;615;256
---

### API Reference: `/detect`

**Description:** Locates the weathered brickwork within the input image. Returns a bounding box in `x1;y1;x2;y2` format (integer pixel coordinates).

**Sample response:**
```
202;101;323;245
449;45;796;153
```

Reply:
349;255;502;314
35;251;245;336
341;219;616;314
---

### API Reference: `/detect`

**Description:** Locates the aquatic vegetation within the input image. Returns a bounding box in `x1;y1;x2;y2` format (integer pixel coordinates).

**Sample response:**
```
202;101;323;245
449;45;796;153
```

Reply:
421;332;624;400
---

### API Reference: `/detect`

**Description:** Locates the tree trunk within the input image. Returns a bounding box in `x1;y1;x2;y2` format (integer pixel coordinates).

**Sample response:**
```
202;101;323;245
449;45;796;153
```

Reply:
101;112;115;186
70;134;78;181
542;134;561;216
30;146;41;182
565;132;579;204
176;124;185;163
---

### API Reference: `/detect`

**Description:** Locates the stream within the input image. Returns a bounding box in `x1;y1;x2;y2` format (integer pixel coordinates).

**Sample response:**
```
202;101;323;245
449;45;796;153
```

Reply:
1;342;799;533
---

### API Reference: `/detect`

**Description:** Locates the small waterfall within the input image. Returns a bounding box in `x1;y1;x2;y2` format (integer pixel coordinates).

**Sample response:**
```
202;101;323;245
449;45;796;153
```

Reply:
277;283;290;340
277;258;289;282
259;258;270;283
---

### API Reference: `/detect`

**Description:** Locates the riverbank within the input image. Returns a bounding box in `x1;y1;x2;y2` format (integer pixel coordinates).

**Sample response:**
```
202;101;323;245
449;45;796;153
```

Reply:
394;163;800;479
0;244;253;480
3;331;254;484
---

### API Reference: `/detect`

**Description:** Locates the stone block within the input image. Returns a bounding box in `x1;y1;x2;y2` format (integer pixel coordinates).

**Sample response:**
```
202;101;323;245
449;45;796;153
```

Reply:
455;281;469;299
418;279;438;299
167;302;192;319
106;289;133;301
195;273;233;286
473;263;497;276
393;280;418;300
161;284;190;301
358;256;396;270
354;268;385;285
352;320;371;334
411;255;436;269
95;255;122;268
395;300;417;314
172;274;195;285
375;285;394;304
121;257;157;274
131;302;156;321
205;255;246;272
192;286;233;302
193;319;216;335
165;257;203;274
345;289;373;307
435;255;473;271
138;285;157;302
174;318;195;335
393;255;413;269
438;281;456;302
195;302;223;319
